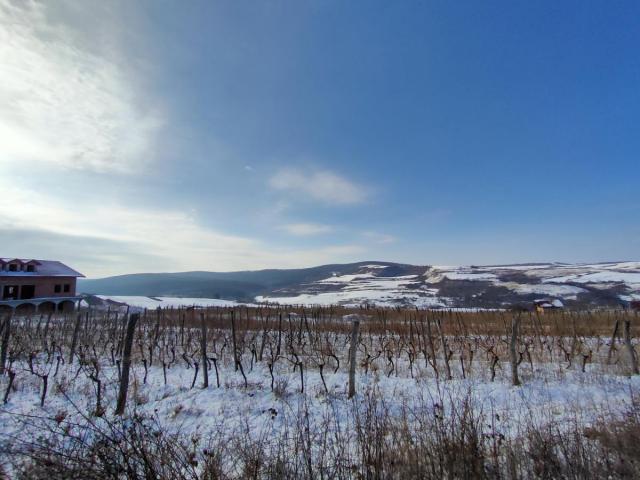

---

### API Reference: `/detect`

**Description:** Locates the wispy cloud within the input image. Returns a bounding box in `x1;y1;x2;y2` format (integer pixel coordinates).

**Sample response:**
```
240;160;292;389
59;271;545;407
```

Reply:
280;223;334;236
0;2;382;276
0;177;364;277
269;168;368;206
363;231;397;244
0;0;163;174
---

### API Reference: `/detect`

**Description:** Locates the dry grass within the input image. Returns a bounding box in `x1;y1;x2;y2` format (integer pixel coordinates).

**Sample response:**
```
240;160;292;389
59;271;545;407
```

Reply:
3;390;640;479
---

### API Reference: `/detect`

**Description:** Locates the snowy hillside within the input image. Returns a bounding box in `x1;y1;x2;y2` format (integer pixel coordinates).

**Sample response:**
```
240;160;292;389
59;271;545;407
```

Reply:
256;261;640;308
84;261;640;309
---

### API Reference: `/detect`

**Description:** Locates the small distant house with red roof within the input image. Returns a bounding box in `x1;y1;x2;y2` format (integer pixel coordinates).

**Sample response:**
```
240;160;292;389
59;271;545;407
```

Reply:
0;258;84;312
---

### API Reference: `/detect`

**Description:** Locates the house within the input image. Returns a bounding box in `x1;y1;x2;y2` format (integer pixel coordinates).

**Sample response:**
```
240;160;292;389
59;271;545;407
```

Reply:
534;298;564;313
0;258;85;313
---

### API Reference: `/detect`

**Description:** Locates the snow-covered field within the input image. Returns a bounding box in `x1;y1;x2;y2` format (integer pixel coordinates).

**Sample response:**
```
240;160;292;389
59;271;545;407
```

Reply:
1;308;639;477
96;295;244;309
2;356;638;446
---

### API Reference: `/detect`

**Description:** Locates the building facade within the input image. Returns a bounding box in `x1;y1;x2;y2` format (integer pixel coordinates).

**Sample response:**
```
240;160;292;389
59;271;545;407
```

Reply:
0;258;85;313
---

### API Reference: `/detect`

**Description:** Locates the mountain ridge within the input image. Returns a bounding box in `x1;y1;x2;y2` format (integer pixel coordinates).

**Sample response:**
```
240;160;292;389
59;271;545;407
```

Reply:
79;260;640;308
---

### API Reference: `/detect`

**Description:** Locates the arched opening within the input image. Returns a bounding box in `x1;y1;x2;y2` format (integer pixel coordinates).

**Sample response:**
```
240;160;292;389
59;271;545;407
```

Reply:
38;301;57;313
58;300;75;313
15;303;36;315
0;305;12;316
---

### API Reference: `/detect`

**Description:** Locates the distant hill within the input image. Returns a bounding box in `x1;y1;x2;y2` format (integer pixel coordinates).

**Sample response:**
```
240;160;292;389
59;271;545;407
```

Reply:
78;261;402;301
79;261;640;309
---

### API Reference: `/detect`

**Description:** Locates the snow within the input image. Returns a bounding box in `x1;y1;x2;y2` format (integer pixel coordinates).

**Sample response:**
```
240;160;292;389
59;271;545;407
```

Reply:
257;274;431;307
344;275;418;290
97;295;242;309
442;272;497;281
98;261;639;309
1;310;639;478
2;340;639;463
543;271;640;284
479;264;557;271
620;294;640;302
425;266;497;282
256;289;446;308
493;282;587;296
318;273;374;283
578;261;640;271
256;261;640;307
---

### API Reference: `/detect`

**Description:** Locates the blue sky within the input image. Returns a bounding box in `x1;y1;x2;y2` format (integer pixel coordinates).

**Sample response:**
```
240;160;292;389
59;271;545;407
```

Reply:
1;0;638;277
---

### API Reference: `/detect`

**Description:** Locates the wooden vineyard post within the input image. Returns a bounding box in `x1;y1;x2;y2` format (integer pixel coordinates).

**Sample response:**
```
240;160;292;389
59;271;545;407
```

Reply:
623;319;639;375
200;313;209;388
606;318;620;365
231;310;239;371
115;313;139;415
436;318;452;380
425;315;439;379
68;313;83;364
348;319;360;399
510;315;521;386
0;315;11;375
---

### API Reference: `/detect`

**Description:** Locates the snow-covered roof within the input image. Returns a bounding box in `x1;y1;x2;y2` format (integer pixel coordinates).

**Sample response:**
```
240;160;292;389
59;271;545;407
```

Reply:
0;258;84;277
533;298;564;308
0;258;40;264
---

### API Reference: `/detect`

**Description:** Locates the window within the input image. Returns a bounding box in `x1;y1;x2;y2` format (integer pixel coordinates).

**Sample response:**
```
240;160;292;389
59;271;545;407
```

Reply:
2;285;18;300
9;264;17;271
54;284;61;293
63;284;70;293
26;265;35;272
20;285;35;300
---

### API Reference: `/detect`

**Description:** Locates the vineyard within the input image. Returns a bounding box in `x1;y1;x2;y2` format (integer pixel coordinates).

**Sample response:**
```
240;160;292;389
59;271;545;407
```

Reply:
0;306;639;478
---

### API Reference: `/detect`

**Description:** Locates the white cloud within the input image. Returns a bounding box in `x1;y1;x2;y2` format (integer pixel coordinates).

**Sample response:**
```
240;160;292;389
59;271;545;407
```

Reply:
363;231;397;244
0;0;163;173
0;3;373;277
0;177;365;277
280;223;334;236
269;168;368;206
